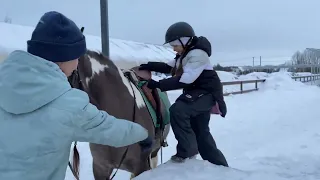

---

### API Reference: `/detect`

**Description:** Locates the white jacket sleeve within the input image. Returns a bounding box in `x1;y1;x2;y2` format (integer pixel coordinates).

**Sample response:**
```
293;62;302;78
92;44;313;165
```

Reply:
166;59;176;67
179;49;211;84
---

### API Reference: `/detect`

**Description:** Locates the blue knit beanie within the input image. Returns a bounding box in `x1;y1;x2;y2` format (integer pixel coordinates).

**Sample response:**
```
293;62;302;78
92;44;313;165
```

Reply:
27;11;87;62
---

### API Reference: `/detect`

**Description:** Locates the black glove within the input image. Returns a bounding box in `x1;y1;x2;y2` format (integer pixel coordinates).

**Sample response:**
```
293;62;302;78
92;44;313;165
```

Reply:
147;79;160;89
139;63;151;71
139;135;154;153
158;76;189;91
139;62;173;74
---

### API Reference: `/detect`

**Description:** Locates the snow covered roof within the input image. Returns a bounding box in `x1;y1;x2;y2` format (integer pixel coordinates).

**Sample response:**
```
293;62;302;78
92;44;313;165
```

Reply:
0;22;175;68
306;48;320;57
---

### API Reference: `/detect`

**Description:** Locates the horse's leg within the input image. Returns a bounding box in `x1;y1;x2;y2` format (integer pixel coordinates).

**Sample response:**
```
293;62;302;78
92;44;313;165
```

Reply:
130;153;158;180
131;158;152;179
151;154;158;169
150;150;159;169
92;160;114;180
130;148;159;179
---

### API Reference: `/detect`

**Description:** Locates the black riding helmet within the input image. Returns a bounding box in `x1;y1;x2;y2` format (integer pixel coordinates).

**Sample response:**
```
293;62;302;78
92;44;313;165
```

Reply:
164;22;195;44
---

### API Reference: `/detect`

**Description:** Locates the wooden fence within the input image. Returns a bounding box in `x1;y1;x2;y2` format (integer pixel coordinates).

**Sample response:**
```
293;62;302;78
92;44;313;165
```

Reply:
222;74;320;96
222;79;266;96
291;74;320;82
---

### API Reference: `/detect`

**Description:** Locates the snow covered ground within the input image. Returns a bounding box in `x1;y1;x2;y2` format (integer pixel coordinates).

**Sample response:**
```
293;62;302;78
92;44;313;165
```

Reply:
64;72;320;180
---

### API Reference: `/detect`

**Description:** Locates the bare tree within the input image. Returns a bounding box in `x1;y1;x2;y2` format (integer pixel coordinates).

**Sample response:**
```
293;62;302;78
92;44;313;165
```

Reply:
290;48;320;72
4;15;12;24
291;50;304;65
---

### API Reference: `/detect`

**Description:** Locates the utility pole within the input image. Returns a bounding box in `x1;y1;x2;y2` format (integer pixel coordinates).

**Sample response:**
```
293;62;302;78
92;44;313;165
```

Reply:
100;0;110;57
259;56;262;66
252;57;255;66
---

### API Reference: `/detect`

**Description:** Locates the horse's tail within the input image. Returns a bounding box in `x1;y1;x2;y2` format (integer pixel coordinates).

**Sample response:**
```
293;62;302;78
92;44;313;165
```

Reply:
71;142;80;180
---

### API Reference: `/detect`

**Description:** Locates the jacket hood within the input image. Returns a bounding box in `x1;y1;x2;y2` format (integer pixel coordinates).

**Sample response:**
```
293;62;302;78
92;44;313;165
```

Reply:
191;36;212;57
0;50;72;114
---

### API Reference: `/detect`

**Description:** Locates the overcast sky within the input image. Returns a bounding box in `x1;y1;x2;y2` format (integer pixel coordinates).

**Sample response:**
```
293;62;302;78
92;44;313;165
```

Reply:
0;0;319;65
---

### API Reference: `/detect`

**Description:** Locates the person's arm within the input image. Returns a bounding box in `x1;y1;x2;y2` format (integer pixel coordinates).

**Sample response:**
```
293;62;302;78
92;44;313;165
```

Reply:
178;49;210;84
139;61;174;74
72;102;148;147
154;50;210;91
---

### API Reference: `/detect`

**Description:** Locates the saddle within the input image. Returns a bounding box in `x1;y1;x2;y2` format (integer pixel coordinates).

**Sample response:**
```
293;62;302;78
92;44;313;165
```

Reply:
122;66;165;128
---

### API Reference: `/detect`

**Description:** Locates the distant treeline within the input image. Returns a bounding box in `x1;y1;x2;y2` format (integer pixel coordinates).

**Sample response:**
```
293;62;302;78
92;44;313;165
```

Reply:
286;49;320;73
213;63;280;75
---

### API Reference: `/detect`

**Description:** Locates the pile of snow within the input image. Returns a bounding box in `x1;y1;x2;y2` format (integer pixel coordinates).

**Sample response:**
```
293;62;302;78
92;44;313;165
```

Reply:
0;22;175;68
259;72;306;91
134;159;288;180
216;71;238;81
293;72;313;77
238;72;270;80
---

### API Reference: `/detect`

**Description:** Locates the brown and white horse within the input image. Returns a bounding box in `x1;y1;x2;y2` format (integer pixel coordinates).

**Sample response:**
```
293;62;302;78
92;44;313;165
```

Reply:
68;49;171;180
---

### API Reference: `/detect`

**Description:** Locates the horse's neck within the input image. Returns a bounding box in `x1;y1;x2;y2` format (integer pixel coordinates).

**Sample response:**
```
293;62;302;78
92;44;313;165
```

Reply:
88;67;134;108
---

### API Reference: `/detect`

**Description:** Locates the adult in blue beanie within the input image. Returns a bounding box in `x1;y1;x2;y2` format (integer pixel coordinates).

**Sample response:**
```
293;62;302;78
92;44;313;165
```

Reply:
0;11;149;180
27;10;86;77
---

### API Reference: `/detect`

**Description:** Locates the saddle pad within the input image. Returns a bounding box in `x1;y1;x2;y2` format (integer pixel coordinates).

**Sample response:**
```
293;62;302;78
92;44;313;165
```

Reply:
136;81;171;128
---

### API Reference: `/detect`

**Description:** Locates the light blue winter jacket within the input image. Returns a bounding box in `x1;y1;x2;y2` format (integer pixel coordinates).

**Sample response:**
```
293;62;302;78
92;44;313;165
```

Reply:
0;50;148;180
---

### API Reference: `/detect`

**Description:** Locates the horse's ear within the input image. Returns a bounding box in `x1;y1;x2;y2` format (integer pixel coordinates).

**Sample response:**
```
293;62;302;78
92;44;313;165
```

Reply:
80;27;85;33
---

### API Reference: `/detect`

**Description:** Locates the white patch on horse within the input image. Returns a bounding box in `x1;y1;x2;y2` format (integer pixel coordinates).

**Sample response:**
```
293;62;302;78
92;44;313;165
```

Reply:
116;68;146;108
150;154;158;169
85;56;108;85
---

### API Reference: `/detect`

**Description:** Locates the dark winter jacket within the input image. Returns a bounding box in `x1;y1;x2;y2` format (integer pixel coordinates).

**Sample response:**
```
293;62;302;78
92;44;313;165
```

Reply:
141;36;227;117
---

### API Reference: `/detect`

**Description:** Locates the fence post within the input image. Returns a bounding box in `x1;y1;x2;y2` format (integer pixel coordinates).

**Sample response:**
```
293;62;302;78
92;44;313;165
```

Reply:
240;81;243;93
